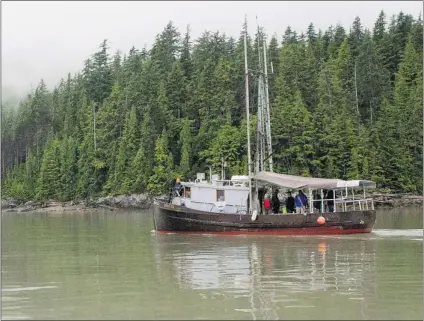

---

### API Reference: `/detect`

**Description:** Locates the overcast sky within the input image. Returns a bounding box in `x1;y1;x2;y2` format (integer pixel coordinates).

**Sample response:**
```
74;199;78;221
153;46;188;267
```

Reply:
2;1;422;100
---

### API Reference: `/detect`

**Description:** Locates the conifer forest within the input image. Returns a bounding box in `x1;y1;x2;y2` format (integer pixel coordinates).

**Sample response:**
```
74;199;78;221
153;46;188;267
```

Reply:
1;11;423;201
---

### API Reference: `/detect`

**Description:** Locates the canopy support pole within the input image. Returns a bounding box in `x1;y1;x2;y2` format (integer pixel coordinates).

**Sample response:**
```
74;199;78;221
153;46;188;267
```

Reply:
363;186;368;210
333;189;336;213
344;187;348;212
308;189;313;214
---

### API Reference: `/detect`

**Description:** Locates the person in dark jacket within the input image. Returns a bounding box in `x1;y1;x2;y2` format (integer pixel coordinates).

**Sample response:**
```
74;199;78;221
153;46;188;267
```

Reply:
313;191;322;213
285;191;295;213
326;189;334;212
258;187;266;214
271;189;281;214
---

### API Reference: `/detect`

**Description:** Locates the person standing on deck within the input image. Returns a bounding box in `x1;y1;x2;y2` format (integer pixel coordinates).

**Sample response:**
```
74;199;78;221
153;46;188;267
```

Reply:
174;178;183;196
271;189;280;214
326;190;335;212
258;187;266;214
295;190;308;215
285;191;295;213
263;193;271;214
313;191;322;213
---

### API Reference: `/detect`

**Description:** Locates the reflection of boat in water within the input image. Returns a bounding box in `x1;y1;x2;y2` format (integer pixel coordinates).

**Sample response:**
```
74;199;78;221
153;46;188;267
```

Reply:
171;243;252;291
158;222;424;319
153;18;376;235
153;234;378;319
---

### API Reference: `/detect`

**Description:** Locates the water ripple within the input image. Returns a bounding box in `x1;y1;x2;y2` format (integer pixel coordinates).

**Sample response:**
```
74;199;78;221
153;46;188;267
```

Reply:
2;286;57;292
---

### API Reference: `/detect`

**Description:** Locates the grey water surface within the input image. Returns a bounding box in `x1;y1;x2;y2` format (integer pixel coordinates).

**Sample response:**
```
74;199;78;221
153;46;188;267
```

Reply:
1;207;422;320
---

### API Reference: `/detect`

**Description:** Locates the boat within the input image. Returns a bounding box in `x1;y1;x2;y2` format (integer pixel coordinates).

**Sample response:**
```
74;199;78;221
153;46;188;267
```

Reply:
152;17;377;235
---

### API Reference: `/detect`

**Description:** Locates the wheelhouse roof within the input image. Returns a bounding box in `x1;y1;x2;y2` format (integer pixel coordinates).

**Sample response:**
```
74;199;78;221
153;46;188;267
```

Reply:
253;171;376;189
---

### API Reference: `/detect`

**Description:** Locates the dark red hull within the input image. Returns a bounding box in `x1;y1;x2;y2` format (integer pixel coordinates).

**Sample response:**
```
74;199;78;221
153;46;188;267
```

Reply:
152;200;376;235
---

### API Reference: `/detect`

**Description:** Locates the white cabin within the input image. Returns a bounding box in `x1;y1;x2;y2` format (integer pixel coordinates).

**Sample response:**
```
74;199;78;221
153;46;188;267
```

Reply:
172;174;249;214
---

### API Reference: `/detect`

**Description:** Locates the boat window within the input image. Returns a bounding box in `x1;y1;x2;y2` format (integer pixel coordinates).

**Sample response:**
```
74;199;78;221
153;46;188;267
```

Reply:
184;187;191;198
216;189;225;201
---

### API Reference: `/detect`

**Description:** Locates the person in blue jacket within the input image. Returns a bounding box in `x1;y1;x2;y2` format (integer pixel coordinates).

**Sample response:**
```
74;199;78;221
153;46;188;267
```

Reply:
295;190;308;215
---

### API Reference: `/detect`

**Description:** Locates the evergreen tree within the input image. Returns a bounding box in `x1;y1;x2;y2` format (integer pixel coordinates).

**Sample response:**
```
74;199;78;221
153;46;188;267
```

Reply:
199;123;244;177
36;138;61;200
267;35;280;104
348;16;365;58
76;101;97;198
180;25;193;80
96;83;127;174
178;118;194;176
59;136;78;200
151;21;181;77
211;57;236;124
383;12;415;82
356;30;390;124
373;10;387;45
272;90;314;175
283;26;297;44
23;149;40;200
114;107;140;194
148;130;174;195
166;61;187;120
132;107;157;192
393;36;422;191
83;40;113;104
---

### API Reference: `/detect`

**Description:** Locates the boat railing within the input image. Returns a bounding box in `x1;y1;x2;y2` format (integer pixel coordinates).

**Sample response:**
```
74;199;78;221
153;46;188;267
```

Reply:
187;178;249;188
310;196;374;213
334;198;374;212
209;179;249;187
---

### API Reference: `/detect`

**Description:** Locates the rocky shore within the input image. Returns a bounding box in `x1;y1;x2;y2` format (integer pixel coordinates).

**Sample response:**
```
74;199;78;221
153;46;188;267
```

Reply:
1;193;153;213
1;192;422;213
371;193;423;208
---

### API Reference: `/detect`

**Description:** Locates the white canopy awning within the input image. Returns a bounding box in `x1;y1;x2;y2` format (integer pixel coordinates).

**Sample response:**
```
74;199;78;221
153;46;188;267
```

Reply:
336;179;376;188
253;171;376;189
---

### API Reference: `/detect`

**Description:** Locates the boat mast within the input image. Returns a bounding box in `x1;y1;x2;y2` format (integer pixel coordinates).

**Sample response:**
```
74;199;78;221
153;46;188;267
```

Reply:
260;58;266;171
263;40;273;172
255;80;262;174
255;18;264;173
252;20;273;174
244;16;253;214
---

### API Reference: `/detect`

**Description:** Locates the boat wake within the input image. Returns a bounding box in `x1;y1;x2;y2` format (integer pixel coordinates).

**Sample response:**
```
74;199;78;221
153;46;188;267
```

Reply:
372;229;423;238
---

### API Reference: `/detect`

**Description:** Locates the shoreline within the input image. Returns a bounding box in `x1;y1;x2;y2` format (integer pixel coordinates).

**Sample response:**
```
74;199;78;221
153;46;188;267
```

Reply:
1;192;423;213
1;193;153;213
1;193;424;213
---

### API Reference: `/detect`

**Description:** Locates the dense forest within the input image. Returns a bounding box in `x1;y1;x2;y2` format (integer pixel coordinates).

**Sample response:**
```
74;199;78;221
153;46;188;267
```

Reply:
1;11;423;201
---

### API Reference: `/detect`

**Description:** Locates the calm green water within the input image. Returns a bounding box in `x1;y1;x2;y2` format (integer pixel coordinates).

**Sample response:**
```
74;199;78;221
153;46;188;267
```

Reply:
2;207;423;320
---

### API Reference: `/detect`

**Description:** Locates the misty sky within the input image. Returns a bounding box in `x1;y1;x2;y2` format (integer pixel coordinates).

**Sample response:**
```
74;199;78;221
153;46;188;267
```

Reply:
2;1;422;100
